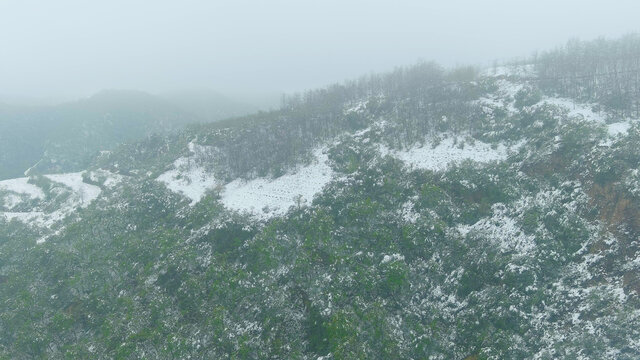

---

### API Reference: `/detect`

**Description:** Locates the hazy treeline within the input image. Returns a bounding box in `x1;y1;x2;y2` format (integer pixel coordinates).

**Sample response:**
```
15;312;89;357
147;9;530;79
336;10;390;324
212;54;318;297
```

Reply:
535;34;640;118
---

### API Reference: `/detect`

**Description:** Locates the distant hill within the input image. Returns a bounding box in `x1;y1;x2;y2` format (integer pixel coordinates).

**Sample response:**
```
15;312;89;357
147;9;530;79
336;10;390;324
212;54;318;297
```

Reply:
0;90;200;180
159;89;261;122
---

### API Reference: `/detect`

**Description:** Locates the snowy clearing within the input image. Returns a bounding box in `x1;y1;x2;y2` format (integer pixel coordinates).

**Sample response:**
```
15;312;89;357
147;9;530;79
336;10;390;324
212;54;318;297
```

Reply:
476;78;524;115
539;97;605;123
87;169;124;189
157;157;217;206
157;142;219;206
381;137;515;172
45;172;101;208
481;72;610;126
1;172;102;232
607;120;633;136
220;147;334;220
0;177;45;200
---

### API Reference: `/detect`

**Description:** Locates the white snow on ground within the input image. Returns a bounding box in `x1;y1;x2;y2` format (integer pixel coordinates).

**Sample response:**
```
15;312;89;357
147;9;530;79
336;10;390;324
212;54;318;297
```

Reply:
458;203;536;256
481;64;640;145
343;99;368;115
607;120;633;136
539;97;605;123
1;208;54;228
1;172;102;236
45;173;101;208
381;253;405;264
343;95;385;116
220;147;333;220
88;169;124;189
2;194;22;210
399;199;419;223
157;157;216;206
495;79;524;99
0;177;45;199
480;68;611;126
382;137;515;172
2;211;46;224
624;169;640;198
158;141;335;218
480;78;607;124
157;142;218;206
476;78;524;115
460;182;589;257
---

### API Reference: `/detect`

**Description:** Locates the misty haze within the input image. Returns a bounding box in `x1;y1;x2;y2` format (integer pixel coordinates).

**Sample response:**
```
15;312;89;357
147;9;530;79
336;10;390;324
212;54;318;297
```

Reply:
1;1;640;359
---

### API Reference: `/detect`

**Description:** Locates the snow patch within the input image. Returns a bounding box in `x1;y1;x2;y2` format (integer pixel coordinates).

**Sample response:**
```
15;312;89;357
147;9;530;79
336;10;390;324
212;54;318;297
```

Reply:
481;73;609;126
157;142;218;206
88;169;124;189
45;173;101;208
220;147;333;220
540;97;605;123
476;78;524;115
157;157;217;206
381;253;405;264
1;172;102;234
0;177;45;200
399;199;419;223
344;100;368;115
2;211;46;224
382;136;515;172
607;121;632;136
2;194;22;210
458;203;536;256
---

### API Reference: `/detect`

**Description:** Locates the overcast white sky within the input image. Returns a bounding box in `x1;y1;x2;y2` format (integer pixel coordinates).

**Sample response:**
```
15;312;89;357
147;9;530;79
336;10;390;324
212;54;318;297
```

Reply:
1;0;639;100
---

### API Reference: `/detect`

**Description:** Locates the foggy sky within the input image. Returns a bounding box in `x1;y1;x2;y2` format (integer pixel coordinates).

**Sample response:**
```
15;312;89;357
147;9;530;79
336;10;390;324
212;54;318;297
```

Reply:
1;0;639;101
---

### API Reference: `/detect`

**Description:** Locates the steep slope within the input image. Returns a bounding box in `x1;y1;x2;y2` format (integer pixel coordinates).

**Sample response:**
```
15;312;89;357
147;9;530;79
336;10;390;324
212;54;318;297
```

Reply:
1;38;640;359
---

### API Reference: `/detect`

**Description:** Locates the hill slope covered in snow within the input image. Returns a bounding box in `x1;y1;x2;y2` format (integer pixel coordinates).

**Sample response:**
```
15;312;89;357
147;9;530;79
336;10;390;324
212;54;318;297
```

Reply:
1;35;640;359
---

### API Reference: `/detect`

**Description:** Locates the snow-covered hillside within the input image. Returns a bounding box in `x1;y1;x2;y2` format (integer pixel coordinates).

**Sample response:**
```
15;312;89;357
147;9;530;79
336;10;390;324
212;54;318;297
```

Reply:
3;40;640;359
157;144;334;219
